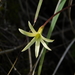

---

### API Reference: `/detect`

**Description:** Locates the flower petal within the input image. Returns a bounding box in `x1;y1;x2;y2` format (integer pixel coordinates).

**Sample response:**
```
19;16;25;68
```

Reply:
38;25;44;33
41;35;54;42
22;37;36;52
28;21;36;33
41;39;51;51
35;40;40;58
19;28;36;37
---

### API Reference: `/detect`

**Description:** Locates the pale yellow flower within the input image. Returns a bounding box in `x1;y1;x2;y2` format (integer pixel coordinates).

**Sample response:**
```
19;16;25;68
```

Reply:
19;21;54;58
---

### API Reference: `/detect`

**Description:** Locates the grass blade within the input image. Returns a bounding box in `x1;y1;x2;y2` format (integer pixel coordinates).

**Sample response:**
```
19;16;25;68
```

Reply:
33;0;43;24
38;0;67;75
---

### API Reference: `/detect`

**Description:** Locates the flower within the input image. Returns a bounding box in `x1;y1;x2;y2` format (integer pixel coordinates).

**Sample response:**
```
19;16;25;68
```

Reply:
19;21;54;58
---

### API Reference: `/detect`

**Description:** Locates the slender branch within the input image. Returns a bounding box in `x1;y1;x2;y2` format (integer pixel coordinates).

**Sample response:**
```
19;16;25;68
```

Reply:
6;55;21;75
42;4;75;27
52;38;75;75
18;0;26;13
68;0;75;34
0;44;25;54
7;57;18;75
27;37;33;73
32;48;44;75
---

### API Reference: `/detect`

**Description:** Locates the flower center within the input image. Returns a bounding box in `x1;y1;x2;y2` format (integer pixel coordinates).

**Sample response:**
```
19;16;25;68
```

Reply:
35;33;40;39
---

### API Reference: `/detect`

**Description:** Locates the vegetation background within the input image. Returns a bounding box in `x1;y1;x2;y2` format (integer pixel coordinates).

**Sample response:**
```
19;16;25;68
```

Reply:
0;0;75;75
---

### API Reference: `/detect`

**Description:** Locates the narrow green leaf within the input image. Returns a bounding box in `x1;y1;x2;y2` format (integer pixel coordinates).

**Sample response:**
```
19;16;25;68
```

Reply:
34;0;43;24
38;0;67;75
